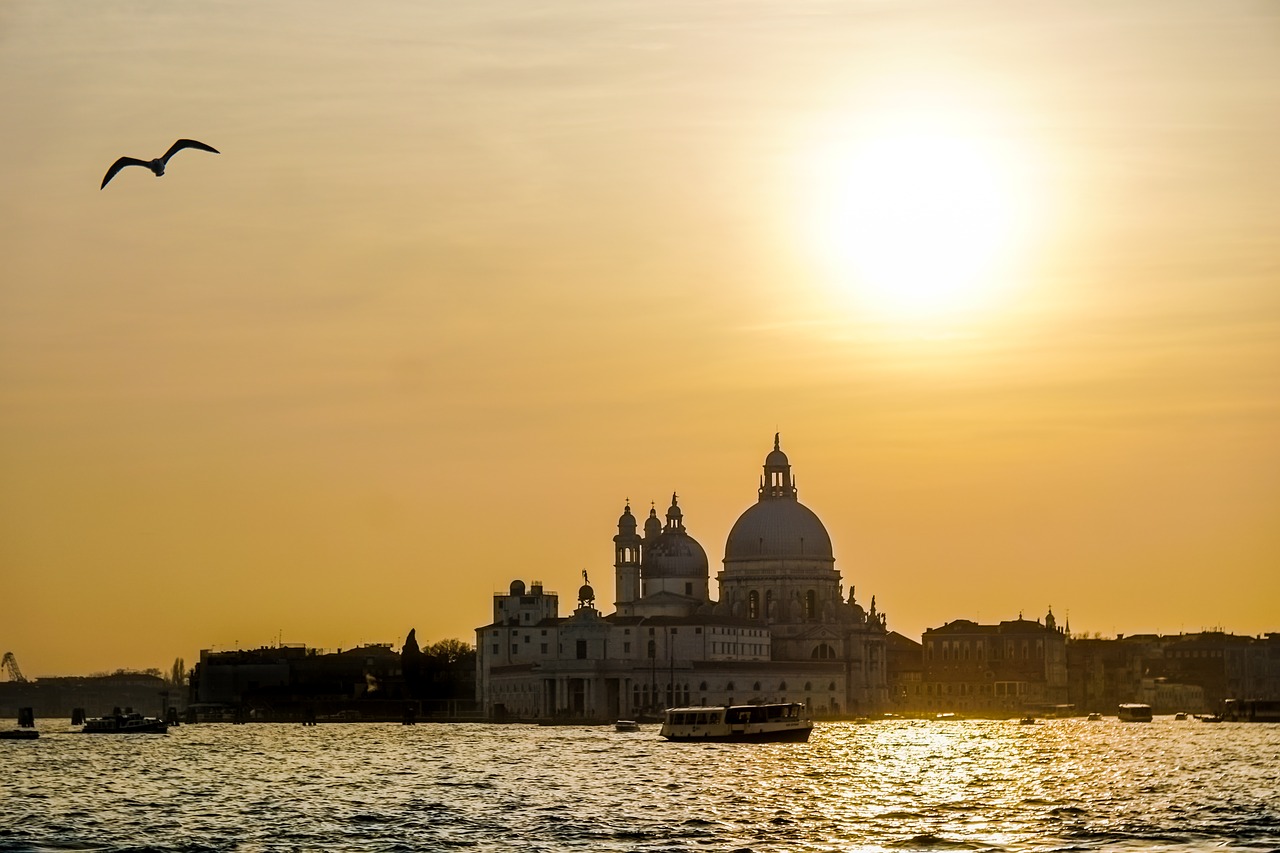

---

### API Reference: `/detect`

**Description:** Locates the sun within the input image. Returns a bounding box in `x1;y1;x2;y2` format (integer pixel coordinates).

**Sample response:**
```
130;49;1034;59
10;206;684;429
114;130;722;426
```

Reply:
801;105;1032;323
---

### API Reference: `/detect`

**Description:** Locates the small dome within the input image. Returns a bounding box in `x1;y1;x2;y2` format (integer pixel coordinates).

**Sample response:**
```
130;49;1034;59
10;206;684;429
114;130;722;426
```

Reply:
645;529;709;578
509;579;526;596
617;502;637;531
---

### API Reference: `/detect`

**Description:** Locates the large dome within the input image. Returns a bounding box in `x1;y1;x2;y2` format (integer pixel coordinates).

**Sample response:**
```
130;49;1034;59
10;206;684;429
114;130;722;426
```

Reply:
725;499;833;562
723;435;834;565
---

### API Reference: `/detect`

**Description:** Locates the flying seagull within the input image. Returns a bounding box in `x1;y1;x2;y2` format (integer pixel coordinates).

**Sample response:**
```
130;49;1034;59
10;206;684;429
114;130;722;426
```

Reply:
100;139;220;189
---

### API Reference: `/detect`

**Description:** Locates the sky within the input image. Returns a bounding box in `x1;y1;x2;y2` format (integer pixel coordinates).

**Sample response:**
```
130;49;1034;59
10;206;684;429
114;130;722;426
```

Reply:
2;0;1277;677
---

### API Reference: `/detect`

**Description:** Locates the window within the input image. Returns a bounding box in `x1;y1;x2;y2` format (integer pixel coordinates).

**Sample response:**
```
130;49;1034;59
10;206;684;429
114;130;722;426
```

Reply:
685;582;693;595
647;640;656;659
511;645;517;654
524;636;530;643
748;591;760;620
805;590;816;620
695;627;702;634
812;643;836;660
576;640;587;660
491;645;498;654
540;644;547;654
623;642;631;653
753;681;761;690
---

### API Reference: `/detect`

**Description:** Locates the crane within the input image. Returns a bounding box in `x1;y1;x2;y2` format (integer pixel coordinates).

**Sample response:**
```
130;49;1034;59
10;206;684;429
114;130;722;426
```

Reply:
2;651;27;683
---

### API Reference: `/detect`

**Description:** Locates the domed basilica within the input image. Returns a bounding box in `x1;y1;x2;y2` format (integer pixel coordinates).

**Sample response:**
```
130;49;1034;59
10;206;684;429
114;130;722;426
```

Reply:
476;436;890;721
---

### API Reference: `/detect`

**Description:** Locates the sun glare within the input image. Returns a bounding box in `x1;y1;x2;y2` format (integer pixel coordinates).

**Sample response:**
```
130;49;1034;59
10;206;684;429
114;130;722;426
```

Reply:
801;104;1032;324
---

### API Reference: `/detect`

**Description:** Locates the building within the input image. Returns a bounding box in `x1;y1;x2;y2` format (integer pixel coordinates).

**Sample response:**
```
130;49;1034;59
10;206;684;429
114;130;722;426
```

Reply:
906;611;1069;716
1068;631;1280;714
188;643;413;721
475;436;890;721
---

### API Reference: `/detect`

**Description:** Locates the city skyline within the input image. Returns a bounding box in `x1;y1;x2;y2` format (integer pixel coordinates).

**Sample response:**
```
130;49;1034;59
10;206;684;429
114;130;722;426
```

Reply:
3;0;1278;676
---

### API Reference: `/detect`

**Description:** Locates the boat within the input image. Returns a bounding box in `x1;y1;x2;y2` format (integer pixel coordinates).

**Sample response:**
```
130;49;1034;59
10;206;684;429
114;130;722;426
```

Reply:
1017;716;1036;725
1086;712;1103;721
1174;712;1188;720
82;711;168;734
614;720;641;732
1117;703;1153;722
1221;699;1280;723
0;729;39;740
660;703;812;743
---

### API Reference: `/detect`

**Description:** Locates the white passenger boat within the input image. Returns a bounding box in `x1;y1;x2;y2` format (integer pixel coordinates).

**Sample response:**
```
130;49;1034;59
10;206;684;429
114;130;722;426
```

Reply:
660;703;813;743
1117;703;1153;722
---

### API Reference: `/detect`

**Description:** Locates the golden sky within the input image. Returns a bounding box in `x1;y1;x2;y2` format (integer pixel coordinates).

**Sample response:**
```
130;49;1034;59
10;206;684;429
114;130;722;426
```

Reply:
2;0;1277;676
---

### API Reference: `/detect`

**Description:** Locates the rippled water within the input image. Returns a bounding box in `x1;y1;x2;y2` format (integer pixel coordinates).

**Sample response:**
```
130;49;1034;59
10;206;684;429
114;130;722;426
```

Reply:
1;718;1277;852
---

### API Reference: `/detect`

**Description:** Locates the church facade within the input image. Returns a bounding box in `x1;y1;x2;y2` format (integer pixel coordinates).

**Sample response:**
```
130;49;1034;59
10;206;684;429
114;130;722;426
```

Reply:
474;436;890;720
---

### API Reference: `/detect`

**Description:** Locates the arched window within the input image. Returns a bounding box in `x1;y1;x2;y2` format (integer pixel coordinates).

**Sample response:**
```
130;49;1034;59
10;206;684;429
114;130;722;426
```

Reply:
805;590;816;620
699;681;708;691
748;591;760;620
726;681;735;691
779;681;787;691
765;590;774;618
812;643;836;660
829;682;837;691
753;682;761;691
804;681;812;691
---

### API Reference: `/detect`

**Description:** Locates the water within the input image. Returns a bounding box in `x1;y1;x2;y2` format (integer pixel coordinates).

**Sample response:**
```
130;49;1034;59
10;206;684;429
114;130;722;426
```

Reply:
1;718;1277;852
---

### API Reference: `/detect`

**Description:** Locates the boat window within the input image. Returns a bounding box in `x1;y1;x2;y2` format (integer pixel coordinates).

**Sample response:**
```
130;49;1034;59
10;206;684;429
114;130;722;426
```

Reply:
695;712;708;724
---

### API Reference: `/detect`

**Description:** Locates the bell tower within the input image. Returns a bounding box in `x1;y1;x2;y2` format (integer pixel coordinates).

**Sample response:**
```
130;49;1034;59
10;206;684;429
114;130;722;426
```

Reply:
613;500;642;607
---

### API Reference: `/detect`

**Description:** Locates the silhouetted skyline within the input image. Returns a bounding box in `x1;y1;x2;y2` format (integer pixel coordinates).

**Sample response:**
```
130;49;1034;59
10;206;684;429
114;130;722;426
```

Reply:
2;0;1277;675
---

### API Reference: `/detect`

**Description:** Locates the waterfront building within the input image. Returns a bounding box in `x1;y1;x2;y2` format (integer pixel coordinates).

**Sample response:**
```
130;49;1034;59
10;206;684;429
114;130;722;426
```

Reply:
1067;631;1280;713
475;436;890;721
905;611;1069;716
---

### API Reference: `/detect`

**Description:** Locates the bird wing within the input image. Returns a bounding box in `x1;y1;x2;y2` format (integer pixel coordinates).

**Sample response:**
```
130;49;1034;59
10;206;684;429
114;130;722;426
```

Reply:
100;157;151;189
162;139;221;163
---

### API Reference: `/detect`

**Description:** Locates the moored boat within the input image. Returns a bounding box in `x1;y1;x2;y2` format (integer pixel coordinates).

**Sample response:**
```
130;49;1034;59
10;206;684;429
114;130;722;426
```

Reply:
614;720;640;732
1117;703;1153;722
1;729;39;740
660;703;812;743
82;711;168;734
1086;712;1103;721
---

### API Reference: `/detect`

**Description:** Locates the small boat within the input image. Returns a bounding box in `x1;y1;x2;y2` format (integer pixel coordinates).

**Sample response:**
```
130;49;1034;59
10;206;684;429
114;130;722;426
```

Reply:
1086;712;1103;721
1195;714;1223;724
82;711;168;734
613;720;640;732
660;703;812;743
1018;716;1036;725
1174;712;1188;720
1117;703;1153;722
0;729;39;740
